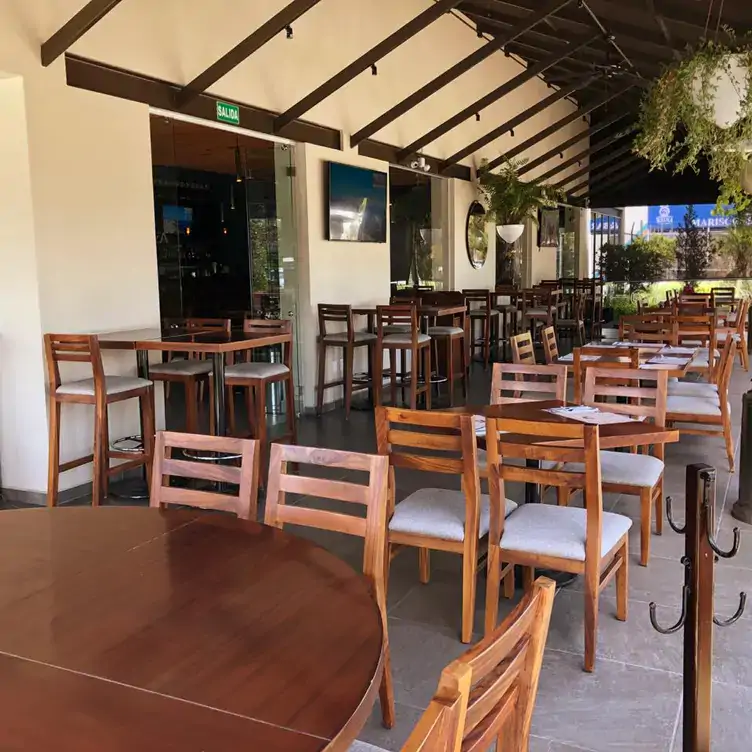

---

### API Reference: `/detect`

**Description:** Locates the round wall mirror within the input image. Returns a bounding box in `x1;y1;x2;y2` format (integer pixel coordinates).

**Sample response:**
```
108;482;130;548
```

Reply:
466;201;488;269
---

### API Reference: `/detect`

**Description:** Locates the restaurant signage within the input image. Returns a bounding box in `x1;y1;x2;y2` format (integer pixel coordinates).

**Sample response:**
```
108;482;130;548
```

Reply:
646;204;732;231
216;101;240;126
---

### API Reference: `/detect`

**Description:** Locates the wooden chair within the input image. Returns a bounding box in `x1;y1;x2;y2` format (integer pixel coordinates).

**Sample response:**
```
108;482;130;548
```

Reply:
572;345;640;404
541;325;559;364
567;368;669;566
716;298;749;371
375;406;518;643
493;284;520;346
150;317;230;433
316;304;377;418
484;418;631;672
520;288;556;341
264;443;394;728
354;577;555;752
510;331;536;365
224;319;297;475
374;304;432;411
149;431;259;520
556;291;586;346
463;289;498;369
620;314;678;346
678;312;719;382
667;335;738;472
44;334;155;507
491;362;568;404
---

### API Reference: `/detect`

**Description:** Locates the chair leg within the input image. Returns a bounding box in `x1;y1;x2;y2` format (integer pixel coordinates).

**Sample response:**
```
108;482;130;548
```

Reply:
46;400;61;507
184;378;200;434
521;565;535;592
390;350;398;407
583;572;599;673
92;399;105;507
460;335;468;400
502;564;515;599
316;341;326;417
615;541;629;622
484;546;501;636
344;344;354;420
640;488;652;567
446;336;455;407
374;345;383;408
255;383;268;479
741;341;750;371
423;346;432;410
655;479;664;536
245;386;256;435
378;640;396;729
418;548;430;584
557;487;570;506
461;547;477;644
207;377;216;436
723;413;736;472
141;387;156;489
99;401;110;500
409;347;418;411
285;374;297;444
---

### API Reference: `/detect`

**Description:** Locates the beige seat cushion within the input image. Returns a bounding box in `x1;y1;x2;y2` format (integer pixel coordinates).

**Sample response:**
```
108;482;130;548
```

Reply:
57;376;152;396
427;325;464;336
149;359;212;377
666;394;722;416
323;331;377;344
389;488;517;542
668;381;719;398
554;450;664;488
500;504;632;561
349;743;386;752
225;362;289;379
382;333;431;345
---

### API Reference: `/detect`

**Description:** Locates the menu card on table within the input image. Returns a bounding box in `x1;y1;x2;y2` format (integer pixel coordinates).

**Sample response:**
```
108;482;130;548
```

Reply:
545;405;646;425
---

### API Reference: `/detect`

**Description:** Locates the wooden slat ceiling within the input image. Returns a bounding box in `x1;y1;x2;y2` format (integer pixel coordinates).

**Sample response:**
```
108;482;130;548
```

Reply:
458;0;752;203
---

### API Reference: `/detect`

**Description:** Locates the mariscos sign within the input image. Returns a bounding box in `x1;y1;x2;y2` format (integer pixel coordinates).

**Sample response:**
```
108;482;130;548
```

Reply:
647;204;733;231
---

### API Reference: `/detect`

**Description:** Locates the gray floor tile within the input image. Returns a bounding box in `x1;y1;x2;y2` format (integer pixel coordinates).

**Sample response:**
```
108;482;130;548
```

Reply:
533;649;682;752
356;701;425;752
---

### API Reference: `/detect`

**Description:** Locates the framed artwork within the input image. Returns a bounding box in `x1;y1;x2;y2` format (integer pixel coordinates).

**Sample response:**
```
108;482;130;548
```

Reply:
538;209;560;248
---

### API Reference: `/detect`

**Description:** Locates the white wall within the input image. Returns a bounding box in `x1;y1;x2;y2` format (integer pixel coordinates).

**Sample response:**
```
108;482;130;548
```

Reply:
451;179;496;292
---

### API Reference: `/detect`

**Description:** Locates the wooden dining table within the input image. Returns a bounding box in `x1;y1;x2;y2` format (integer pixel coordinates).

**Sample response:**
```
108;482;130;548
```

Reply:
99;327;292;436
555;342;699;378
0;507;384;751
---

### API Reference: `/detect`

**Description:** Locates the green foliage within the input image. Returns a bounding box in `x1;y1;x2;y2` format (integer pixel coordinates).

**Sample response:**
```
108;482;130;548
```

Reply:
715;211;752;275
477;158;562;226
598;237;674;289
634;37;752;212
675;204;713;280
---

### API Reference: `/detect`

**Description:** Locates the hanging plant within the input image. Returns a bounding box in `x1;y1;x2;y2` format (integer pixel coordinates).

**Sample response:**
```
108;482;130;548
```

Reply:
634;34;752;212
476;158;561;242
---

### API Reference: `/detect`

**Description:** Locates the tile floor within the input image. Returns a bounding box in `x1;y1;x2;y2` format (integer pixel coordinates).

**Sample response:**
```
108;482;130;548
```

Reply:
8;345;752;751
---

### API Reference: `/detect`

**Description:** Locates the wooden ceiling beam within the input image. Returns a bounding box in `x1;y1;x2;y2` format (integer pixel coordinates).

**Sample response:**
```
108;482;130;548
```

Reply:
552;141;635;188
485;83;634;170
574;159;648;197
440;73;596;171
349;0;576;147
398;34;600;160
41;0;124;66
517;110;630;175
176;0;323;107
534;125;636;182
274;0;461;133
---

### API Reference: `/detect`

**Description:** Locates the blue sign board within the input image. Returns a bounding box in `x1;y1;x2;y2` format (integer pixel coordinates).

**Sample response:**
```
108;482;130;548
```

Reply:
647;204;732;231
589;216;620;232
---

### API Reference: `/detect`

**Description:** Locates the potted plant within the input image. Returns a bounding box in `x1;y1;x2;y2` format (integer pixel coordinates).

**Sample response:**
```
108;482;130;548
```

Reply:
634;36;752;211
476;158;561;243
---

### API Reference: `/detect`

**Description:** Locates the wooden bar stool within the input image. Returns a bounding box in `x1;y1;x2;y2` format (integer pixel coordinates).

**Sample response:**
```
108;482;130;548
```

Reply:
149;318;231;433
374;304;432;410
224;319;297;476
44;334;155;507
316;304;377;418
463;289;499;368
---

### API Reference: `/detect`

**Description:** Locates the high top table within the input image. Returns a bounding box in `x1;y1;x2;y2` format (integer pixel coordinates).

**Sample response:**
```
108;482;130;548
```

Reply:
0;507;384;751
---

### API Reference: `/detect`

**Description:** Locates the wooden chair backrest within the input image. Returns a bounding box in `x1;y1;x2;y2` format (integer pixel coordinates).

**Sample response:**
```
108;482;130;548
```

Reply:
733;299;749;335
377;304;420;344
620;315;678;345
264;443;390;612
573;346;640;403
541;326;559;364
149;431;260;520
44;333;104;391
243;318;293;364
186;317;232;333
430;577;555;752
486;418;603;549
717;335;739;396
318;304;353;340
491;363;567;404
511;332;536;365
463;289;492;323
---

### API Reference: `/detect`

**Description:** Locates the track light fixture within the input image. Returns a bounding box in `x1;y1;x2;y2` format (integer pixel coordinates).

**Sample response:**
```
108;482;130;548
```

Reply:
510;128;515;137
285;25;293;39
371;63;377;76
476;112;481;122
477;27;483;38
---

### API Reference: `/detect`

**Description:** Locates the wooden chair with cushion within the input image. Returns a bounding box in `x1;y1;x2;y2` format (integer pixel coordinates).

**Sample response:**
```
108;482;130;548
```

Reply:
521;287;557;342
149;431;260;520
716;298;749;371
485;417;631;672
463;289;498;369
45;333;155;507
374;304;432;411
150;317;230;433
224;319;297;476
562;368;669;566
264;443;394;729
316;304;377;418
491;362;567;405
572;345;640;404
667;334;738;472
510;331;536;365
556;291;586;346
620;314;678;347
375;406;518;643
351;576;555;752
541;325;559;365
678;312;719;382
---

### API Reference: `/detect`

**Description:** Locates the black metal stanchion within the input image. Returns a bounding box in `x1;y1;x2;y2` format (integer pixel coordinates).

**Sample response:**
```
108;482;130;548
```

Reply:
650;464;746;752
732;389;752;524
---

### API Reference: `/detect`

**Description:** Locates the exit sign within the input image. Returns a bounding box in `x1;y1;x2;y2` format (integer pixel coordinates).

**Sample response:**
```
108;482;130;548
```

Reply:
216;101;240;125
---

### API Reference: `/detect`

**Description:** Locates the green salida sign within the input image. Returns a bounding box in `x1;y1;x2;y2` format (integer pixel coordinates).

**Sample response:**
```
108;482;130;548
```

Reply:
216;101;240;126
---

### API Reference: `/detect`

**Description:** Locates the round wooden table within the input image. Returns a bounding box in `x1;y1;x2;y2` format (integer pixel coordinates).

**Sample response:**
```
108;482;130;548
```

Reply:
0;507;384;751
